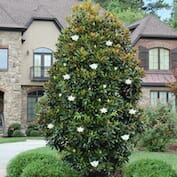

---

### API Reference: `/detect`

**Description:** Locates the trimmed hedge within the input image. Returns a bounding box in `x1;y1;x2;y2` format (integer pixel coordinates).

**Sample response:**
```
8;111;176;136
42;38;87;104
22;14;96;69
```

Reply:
12;130;25;137
7;151;57;177
20;157;79;177
124;159;176;177
7;123;21;137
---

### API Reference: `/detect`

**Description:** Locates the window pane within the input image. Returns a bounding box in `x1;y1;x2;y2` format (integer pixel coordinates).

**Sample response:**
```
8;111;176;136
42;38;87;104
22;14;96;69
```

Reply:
149;49;158;70
44;55;51;77
0;49;8;69
160;49;169;70
168;92;176;111
159;92;167;104
27;97;37;120
34;54;41;77
150;91;158;106
27;91;44;120
34;48;52;53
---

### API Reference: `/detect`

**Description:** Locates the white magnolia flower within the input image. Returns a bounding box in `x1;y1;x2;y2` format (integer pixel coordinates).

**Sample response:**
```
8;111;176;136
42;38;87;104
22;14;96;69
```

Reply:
90;161;99;167
63;63;67;66
114;67;118;71
129;109;136;115
47;123;54;129
103;84;107;89
63;74;70;80
71;35;79;41
121;134;130;141
106;40;113;46
125;79;132;85
100;108;107;114
89;63;98;70
59;93;62;97
77;127;84;133
68;95;75;101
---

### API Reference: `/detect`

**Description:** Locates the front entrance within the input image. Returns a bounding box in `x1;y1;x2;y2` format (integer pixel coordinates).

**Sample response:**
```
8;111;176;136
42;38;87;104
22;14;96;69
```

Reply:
0;91;4;131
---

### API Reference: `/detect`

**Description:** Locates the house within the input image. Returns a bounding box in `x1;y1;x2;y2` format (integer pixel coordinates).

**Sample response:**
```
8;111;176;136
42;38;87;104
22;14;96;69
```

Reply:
0;1;177;135
0;0;79;134
128;14;177;109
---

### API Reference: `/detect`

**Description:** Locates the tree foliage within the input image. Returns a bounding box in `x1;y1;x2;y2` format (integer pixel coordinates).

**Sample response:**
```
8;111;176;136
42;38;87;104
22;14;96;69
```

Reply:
38;2;144;177
80;0;170;24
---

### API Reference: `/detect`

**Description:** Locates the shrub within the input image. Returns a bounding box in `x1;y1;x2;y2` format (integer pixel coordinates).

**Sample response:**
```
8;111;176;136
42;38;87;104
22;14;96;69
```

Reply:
25;124;41;137
137;104;177;152
37;2;144;176
25;128;33;136
7;151;57;177
12;130;25;137
29;130;41;137
7;123;21;137
20;157;79;177
124;159;176;177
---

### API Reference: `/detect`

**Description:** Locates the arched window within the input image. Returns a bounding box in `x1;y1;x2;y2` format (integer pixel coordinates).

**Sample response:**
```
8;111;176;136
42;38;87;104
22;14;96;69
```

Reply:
27;90;44;120
33;48;53;80
149;48;169;70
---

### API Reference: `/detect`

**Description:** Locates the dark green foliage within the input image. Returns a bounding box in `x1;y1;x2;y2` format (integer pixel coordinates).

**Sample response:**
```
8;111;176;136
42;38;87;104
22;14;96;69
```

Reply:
25;123;41;137
29;130;41;137
20;157;79;177
7;123;21;137
38;2;144;176
12;130;25;137
137;104;177;152
124;159;176;177
7;151;57;177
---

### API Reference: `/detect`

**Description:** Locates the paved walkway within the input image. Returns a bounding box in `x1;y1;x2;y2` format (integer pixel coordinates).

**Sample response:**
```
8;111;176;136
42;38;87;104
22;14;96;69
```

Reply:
0;140;46;177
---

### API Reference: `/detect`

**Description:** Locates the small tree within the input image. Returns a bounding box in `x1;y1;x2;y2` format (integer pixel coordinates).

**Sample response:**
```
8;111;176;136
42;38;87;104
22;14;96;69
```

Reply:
38;2;144;177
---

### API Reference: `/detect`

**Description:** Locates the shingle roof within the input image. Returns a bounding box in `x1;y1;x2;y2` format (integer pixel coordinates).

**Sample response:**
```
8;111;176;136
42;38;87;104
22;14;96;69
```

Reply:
142;72;176;86
0;0;80;30
128;14;177;45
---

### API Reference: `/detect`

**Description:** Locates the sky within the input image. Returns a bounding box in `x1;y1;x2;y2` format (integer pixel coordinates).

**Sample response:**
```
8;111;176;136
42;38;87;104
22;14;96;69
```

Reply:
144;0;173;20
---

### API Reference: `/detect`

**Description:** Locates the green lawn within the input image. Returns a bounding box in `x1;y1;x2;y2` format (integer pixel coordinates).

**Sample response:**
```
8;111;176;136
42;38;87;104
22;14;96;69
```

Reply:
128;150;177;172
0;137;44;144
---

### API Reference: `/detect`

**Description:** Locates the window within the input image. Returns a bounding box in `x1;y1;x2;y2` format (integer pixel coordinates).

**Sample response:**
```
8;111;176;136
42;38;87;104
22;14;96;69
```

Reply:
27;90;44;120
150;91;176;110
0;49;8;70
32;48;52;80
149;48;169;70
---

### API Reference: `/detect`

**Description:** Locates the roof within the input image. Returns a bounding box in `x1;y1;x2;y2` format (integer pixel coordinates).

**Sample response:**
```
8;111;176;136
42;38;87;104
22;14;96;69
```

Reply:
142;72;176;86
128;14;177;45
0;0;80;31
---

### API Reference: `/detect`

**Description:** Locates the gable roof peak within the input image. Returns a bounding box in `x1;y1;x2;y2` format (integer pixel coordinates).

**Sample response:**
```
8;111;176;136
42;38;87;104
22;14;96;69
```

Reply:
128;14;177;45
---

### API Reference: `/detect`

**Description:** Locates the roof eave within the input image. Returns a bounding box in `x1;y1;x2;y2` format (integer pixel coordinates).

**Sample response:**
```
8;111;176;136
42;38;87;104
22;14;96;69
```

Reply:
0;26;25;31
132;34;177;46
25;17;63;31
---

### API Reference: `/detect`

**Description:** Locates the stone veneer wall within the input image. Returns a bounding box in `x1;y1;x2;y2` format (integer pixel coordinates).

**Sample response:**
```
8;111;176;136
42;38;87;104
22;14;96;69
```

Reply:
0;31;22;133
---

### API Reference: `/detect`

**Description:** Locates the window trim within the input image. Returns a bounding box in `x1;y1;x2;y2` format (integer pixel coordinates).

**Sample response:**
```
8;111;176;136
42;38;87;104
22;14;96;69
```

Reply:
149;47;170;71
0;48;9;71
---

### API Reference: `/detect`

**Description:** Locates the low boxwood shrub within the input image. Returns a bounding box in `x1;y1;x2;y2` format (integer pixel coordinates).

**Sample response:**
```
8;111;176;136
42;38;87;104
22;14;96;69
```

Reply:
7;151;57;177
20;157;79;177
124;159;176;177
12;130;25;137
29;130;41;137
137;104;177;152
25;124;42;137
7;123;21;137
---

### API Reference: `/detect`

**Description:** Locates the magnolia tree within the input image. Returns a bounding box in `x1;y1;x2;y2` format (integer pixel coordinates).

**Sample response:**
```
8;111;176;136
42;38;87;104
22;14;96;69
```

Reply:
37;2;144;177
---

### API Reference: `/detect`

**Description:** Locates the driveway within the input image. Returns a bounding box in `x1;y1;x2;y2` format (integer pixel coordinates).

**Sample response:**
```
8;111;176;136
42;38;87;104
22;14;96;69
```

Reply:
0;140;46;177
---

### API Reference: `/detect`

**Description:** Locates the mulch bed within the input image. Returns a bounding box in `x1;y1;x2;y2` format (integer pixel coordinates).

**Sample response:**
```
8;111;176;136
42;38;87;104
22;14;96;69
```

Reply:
166;143;177;153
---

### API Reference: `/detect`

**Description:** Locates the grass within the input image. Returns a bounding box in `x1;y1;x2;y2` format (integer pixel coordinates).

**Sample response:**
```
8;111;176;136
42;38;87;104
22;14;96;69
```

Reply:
0;136;44;144
128;150;177;173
